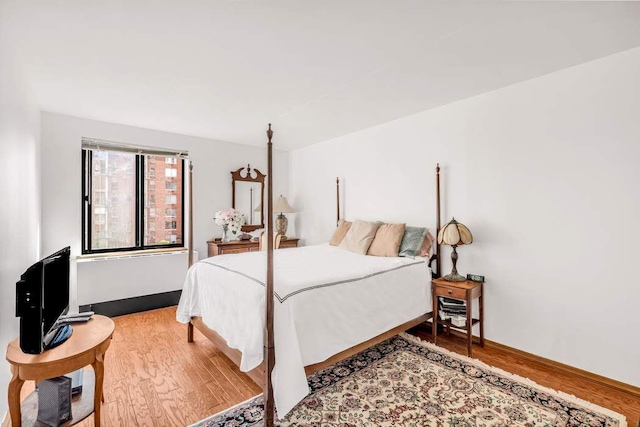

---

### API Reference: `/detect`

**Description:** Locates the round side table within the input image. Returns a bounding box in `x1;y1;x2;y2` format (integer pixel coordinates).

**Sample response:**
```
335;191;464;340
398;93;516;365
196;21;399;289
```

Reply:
6;315;115;427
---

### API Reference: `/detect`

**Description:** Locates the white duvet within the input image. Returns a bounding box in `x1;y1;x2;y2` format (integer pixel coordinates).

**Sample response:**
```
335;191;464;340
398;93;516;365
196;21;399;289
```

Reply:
176;244;432;417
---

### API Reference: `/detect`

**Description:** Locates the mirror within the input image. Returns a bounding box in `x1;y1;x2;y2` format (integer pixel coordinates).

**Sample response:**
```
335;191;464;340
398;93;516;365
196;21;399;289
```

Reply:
231;164;265;232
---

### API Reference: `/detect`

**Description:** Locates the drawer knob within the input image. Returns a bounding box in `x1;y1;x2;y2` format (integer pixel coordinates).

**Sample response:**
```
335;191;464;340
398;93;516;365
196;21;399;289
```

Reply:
448;290;452;295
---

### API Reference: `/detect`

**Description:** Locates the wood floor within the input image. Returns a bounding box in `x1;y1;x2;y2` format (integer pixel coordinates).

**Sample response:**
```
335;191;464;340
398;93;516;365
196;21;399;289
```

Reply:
10;306;640;426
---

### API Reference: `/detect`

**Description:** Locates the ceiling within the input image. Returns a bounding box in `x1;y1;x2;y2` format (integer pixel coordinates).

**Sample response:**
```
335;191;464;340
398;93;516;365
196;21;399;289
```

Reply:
4;1;640;150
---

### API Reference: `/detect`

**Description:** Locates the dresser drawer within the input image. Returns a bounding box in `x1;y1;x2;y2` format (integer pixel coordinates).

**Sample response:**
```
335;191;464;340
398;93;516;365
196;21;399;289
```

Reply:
433;285;467;300
220;247;250;255
207;238;299;256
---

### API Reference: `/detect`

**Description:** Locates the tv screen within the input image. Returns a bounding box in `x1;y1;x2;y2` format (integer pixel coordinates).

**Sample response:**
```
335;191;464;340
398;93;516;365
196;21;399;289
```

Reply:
42;248;70;335
16;246;70;354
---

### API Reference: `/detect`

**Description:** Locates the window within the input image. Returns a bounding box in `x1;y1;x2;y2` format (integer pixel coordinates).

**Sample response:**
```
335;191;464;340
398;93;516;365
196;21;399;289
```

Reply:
94;192;106;206
82;148;185;254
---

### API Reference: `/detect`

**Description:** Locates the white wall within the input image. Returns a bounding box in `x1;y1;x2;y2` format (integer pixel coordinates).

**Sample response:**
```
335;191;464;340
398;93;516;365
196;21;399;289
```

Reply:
0;21;41;417
290;47;640;386
76;252;190;305
41;113;288;307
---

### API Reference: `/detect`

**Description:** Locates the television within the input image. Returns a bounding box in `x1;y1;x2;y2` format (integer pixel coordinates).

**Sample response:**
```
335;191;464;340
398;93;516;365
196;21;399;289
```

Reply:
15;246;71;354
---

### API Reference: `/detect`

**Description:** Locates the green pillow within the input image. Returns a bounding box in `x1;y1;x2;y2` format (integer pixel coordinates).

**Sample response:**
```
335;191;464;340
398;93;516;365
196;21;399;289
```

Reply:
398;226;428;257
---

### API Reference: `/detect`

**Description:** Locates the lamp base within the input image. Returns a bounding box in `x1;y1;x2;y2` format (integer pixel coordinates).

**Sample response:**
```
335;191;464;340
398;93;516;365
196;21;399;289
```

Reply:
443;245;466;281
442;273;467;282
276;213;288;237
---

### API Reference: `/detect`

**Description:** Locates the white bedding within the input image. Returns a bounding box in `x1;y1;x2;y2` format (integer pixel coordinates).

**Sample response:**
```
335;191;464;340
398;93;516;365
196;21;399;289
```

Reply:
176;244;432;417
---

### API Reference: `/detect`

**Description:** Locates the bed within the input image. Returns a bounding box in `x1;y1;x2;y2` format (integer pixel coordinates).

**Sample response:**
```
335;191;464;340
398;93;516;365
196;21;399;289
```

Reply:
177;244;433;414
178;125;442;424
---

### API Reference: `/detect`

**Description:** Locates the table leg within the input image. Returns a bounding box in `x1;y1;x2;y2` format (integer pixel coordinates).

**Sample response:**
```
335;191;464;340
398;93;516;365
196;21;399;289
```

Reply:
101;354;106;403
8;365;24;427
479;285;485;347
432;287;438;345
92;353;105;427
466;293;472;357
187;322;194;343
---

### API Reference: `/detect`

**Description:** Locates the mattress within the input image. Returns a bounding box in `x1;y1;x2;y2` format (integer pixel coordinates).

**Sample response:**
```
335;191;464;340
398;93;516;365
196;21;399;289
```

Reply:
176;243;432;416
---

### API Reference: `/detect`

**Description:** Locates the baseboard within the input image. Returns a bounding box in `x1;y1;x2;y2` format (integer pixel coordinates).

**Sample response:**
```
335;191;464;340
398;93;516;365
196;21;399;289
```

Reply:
483;339;640;398
79;290;182;317
422;321;640;399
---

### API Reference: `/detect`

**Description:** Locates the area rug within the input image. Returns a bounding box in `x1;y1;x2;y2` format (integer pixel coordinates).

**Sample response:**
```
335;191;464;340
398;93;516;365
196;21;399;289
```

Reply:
192;333;627;426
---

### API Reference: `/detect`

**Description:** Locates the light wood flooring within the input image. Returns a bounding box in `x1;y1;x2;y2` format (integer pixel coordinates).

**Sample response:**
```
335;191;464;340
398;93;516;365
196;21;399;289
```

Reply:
10;307;640;426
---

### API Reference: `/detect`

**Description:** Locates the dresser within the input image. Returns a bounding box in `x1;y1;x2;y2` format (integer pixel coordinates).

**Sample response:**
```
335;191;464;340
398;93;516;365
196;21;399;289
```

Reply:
207;237;300;257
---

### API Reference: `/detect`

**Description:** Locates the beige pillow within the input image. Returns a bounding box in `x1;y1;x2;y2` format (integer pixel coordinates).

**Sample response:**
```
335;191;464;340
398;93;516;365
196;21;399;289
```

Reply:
339;220;380;254
329;220;352;246
367;223;406;257
418;230;435;257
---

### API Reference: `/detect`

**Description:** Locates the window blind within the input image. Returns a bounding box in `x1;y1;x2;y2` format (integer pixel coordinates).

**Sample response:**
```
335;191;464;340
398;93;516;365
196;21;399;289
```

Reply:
81;137;189;159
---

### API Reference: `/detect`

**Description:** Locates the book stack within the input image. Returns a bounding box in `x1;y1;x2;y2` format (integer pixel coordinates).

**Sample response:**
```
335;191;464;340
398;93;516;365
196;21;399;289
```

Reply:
438;297;467;327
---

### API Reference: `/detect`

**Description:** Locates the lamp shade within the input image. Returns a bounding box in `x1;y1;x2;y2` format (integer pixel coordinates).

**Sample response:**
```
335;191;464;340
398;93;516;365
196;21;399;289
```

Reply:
437;217;473;246
273;195;294;213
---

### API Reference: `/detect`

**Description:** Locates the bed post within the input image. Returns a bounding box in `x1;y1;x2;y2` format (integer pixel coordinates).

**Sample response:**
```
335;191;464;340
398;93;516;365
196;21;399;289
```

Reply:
435;163;441;276
188;161;194;268
187;160;195;343
264;124;275;427
336;177;340;225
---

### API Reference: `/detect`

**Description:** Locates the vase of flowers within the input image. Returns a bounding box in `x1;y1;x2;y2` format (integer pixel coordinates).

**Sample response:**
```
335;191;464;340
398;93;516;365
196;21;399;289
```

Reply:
214;208;245;242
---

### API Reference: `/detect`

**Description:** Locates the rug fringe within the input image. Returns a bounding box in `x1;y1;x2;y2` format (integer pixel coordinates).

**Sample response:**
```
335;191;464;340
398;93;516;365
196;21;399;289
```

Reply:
400;333;628;427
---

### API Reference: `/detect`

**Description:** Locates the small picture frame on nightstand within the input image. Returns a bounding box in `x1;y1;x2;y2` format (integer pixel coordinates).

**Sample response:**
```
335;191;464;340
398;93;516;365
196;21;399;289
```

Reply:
467;274;485;283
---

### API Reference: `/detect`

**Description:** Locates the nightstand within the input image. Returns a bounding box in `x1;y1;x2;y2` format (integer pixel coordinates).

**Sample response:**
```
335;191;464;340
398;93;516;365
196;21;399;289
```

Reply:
432;278;484;357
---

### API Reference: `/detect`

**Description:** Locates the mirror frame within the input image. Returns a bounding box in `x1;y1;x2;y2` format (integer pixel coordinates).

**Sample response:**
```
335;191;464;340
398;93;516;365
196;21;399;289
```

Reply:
231;164;265;232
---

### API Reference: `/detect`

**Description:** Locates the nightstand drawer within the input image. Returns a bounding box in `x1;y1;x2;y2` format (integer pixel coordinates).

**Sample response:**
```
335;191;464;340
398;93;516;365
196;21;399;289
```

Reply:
433;285;467;300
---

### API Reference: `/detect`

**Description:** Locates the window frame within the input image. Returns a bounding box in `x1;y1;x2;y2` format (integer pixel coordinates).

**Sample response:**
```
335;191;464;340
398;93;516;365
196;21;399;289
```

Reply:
82;149;186;255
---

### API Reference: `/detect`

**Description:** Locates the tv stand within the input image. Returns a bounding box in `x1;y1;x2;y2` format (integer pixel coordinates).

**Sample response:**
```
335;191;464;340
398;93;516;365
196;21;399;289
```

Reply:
43;323;73;350
6;315;114;427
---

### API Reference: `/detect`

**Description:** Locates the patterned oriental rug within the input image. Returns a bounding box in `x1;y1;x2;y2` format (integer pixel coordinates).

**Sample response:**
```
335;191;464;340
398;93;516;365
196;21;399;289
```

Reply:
192;333;627;427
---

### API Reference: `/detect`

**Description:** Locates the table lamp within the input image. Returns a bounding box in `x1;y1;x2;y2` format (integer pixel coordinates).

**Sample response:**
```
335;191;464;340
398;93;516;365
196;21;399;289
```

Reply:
437;217;473;282
273;195;294;237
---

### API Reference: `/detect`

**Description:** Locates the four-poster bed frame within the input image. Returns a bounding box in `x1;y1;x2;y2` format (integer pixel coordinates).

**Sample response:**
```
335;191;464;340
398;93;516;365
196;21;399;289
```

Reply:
185;125;442;425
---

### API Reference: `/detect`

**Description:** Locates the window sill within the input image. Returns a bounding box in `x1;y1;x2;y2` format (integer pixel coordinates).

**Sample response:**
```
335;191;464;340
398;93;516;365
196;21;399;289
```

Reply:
77;247;189;262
